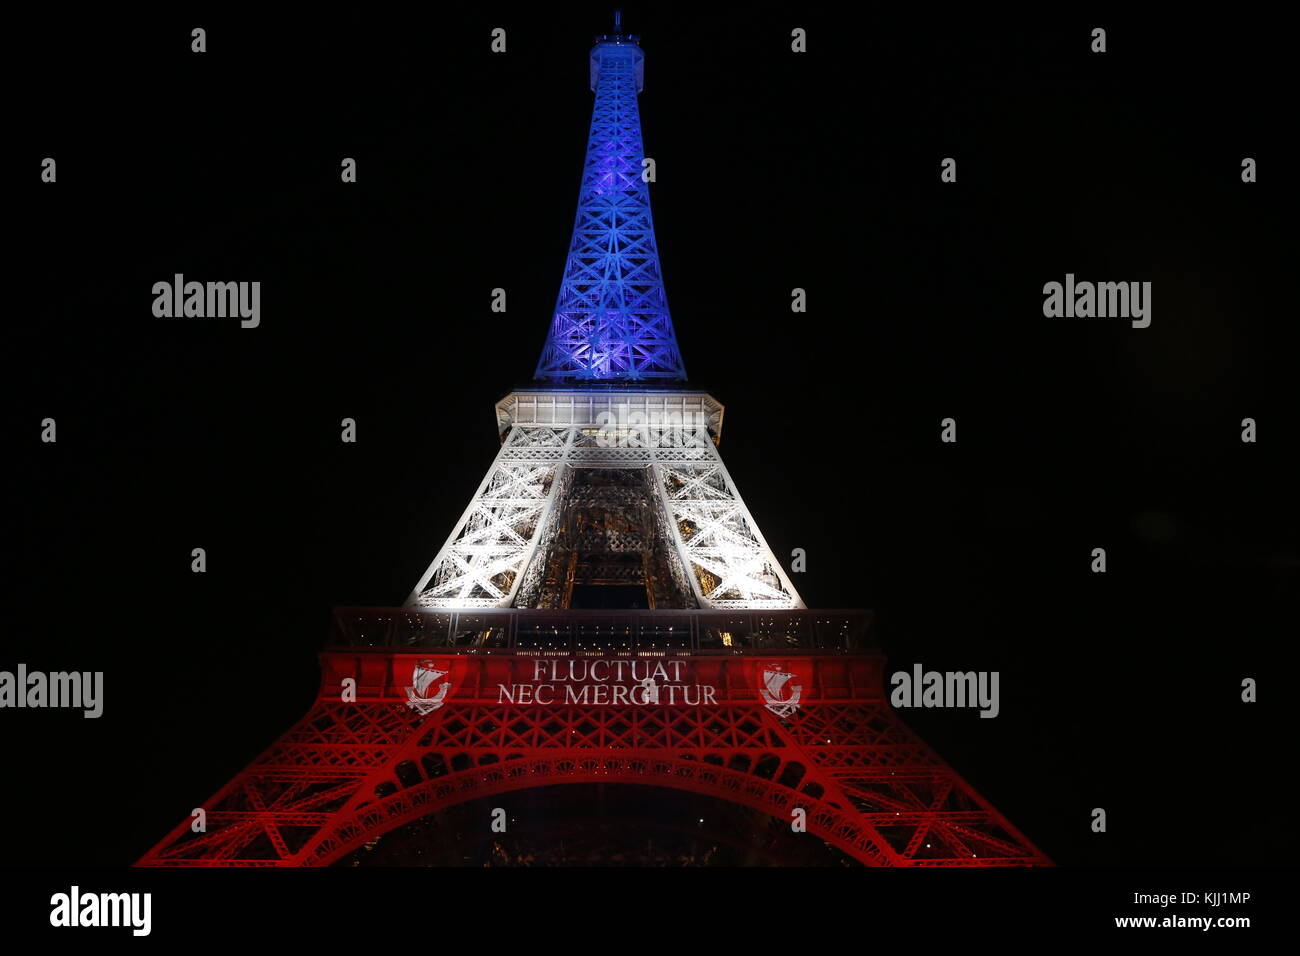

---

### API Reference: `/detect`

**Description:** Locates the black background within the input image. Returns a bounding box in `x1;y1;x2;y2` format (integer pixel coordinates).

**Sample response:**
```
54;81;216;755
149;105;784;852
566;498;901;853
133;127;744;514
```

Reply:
7;3;1295;875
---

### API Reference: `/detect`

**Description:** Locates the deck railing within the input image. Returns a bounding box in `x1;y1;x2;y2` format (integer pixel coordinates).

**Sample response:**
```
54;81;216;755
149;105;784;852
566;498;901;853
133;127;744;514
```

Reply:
328;607;875;655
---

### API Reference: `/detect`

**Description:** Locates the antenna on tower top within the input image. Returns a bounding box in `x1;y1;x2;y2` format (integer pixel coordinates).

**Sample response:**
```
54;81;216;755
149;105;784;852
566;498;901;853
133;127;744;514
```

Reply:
594;8;637;47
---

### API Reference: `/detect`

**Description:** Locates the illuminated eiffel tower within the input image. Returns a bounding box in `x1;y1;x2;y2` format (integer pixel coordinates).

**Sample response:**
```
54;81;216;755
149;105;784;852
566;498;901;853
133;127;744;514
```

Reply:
137;15;1049;867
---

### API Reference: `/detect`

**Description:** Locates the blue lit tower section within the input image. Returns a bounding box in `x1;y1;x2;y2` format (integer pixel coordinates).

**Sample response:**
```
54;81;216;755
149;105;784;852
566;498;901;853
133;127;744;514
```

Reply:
534;16;688;382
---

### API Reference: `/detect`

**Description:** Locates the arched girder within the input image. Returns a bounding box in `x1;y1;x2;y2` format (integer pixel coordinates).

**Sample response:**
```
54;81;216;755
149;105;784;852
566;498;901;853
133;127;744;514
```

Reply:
296;755;895;867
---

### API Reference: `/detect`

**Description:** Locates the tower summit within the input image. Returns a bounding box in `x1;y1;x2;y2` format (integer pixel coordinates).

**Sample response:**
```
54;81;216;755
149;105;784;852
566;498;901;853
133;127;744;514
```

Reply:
534;10;686;382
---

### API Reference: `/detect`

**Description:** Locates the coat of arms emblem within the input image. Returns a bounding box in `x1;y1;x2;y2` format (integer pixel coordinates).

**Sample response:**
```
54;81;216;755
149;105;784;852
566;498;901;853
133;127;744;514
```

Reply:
759;665;802;717
406;659;451;715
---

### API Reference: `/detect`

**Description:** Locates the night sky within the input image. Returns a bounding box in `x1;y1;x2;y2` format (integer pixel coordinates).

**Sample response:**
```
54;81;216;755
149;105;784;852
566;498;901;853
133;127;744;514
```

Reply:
8;5;1294;871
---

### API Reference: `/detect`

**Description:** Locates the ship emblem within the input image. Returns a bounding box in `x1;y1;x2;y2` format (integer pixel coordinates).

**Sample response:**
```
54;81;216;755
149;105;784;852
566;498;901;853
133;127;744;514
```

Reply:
760;665;802;717
405;659;451;715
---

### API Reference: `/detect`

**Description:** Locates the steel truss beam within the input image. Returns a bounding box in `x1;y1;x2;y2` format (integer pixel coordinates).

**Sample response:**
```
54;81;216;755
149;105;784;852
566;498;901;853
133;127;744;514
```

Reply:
137;650;1049;867
406;420;802;610
535;37;687;382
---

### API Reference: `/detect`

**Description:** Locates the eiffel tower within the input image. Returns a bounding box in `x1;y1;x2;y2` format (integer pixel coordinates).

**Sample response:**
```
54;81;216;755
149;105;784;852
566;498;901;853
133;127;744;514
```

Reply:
137;15;1049;867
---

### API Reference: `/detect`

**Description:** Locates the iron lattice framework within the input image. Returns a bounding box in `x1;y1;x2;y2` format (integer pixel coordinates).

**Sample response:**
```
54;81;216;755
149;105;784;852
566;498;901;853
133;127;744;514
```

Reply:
534;31;687;382
136;610;1049;867
405;390;804;611
137;23;1049;868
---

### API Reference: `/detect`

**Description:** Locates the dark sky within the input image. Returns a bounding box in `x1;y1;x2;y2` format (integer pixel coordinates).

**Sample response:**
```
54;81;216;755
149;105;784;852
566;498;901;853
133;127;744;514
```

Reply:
7;5;1295;869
